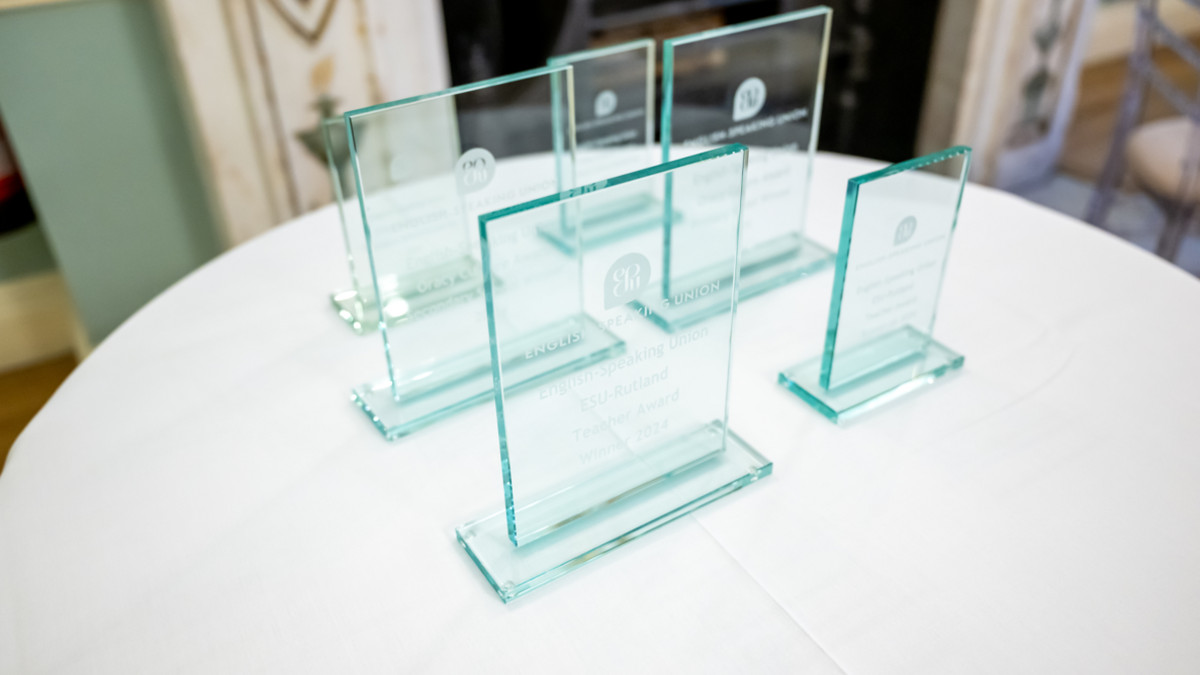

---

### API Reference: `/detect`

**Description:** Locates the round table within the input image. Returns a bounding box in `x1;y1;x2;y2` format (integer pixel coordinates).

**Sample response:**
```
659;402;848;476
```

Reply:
3;154;1199;674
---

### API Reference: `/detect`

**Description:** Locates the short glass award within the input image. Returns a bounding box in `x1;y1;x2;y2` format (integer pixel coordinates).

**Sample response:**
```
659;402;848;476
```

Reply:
321;117;375;334
541;39;660;253
779;147;971;423
457;144;772;603
349;66;616;439
656;7;834;330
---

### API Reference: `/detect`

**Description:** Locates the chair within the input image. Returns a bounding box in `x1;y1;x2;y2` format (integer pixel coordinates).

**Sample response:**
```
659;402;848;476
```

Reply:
1086;0;1200;262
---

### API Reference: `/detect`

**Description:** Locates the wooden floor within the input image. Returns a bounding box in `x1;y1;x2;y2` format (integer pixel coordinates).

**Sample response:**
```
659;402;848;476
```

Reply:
0;354;75;475
1061;40;1200;183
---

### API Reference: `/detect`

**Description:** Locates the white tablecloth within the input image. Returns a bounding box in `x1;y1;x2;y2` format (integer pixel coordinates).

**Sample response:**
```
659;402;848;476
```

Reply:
3;154;1199;674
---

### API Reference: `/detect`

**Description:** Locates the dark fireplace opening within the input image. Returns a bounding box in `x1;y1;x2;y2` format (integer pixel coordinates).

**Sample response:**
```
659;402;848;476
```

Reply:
440;0;943;163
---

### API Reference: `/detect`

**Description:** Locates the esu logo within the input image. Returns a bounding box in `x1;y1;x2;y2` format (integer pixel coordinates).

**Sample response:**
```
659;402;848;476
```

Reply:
594;90;618;118
733;77;766;122
567;179;608;199
894;216;917;245
604;252;651;309
454;147;495;195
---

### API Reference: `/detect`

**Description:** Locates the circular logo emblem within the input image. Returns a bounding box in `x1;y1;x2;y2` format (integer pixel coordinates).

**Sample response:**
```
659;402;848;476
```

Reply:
594;90;618;119
604;252;650;309
732;77;766;122
455;147;495;195
894;216;917;245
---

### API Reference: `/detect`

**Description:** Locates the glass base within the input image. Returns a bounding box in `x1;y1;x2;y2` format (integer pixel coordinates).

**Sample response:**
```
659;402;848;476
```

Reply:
329;257;488;335
537;193;674;254
633;234;834;333
778;330;964;423
352;314;626;439
456;422;771;603
330;288;377;335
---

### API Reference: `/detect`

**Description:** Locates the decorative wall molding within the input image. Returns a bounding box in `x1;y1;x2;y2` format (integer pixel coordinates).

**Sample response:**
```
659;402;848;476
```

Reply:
925;0;1098;187
156;0;450;246
991;0;1098;190
262;0;339;43
155;0;282;248
923;0;1199;187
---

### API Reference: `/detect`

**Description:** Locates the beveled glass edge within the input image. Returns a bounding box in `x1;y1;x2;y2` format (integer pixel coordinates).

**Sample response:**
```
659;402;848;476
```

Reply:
914;148;971;389
457;425;772;603
478;143;749;546
479;143;748;225
343;64;573;121
663;5;831;47
779;343;964;424
724;148;751;464
548;38;654;65
806;16;833;236
819;146;973;390
320;118;359;294
848;145;973;186
319;119;345;204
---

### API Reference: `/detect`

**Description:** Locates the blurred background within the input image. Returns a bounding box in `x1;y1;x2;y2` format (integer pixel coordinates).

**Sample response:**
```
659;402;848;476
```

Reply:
0;0;1196;469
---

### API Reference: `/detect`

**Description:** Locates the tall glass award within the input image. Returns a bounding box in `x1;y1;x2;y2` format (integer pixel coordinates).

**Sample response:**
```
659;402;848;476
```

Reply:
348;66;623;439
655;7;834;330
321;117;375;334
779;147;971;423
457;144;772;603
541;39;661;253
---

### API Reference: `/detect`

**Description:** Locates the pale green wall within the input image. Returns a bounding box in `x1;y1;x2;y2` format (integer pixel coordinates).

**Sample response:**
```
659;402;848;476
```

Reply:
0;0;220;343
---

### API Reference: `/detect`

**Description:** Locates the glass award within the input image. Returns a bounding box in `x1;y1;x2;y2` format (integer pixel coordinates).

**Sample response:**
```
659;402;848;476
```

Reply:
541;39;661;253
322;117;375;334
655;7;834;331
457;144;772;603
779;147;971;423
349;66;618;439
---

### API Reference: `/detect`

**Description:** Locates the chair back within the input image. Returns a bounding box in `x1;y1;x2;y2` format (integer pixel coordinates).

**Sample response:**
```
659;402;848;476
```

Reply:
1130;0;1200;125
1086;0;1200;261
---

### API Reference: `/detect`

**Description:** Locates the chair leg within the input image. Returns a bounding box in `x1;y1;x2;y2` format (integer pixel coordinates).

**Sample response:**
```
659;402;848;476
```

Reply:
1155;201;1194;262
1086;13;1154;228
1155;122;1200;263
1086;87;1149;228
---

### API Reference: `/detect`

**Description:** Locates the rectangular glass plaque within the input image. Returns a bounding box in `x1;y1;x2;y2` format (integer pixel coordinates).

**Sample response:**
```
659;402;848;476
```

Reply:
654;7;834;330
541;39;661;253
348;66;626;439
457;144;772;603
779;147;971;423
322;117;374;334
